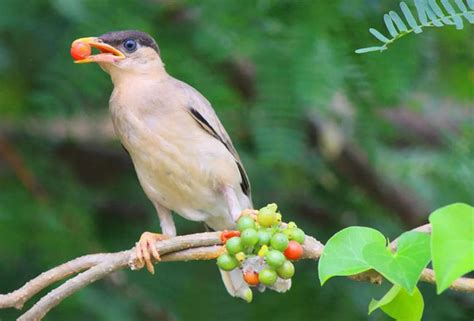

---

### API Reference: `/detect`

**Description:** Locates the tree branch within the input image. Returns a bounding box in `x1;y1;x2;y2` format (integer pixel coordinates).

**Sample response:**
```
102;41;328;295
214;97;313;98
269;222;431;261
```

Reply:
0;134;47;200
0;228;472;321
307;115;429;227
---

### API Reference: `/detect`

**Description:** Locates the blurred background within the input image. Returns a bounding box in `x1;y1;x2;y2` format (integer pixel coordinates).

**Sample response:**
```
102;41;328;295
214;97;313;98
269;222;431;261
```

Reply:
0;0;472;320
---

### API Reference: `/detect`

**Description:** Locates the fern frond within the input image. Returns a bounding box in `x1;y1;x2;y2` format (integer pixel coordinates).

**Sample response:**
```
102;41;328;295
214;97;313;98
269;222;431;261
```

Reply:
356;0;474;54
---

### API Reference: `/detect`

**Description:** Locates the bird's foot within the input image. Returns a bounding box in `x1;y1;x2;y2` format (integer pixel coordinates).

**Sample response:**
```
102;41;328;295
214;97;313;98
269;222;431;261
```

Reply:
134;232;169;274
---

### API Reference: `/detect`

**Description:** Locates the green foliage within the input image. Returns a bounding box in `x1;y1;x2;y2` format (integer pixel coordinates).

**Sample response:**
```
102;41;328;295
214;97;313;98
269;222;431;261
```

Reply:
318;203;473;320
319;228;431;293
357;0;474;53
429;203;474;293
363;231;431;293
369;285;424;321
318;227;386;284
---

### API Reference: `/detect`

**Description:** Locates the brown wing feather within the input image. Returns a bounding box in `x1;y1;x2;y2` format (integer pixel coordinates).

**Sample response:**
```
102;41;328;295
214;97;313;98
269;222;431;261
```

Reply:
180;81;251;198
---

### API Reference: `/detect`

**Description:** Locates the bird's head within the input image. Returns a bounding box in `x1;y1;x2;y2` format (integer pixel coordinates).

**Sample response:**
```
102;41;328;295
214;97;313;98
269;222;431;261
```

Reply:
71;30;164;79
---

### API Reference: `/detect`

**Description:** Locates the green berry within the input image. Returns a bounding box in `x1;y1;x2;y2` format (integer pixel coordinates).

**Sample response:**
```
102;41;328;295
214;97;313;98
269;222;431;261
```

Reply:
226;237;243;255
257;229;272;245
265;250;286;268
235;252;246;262
271;233;289;251
237;216;256;232
262;203;278;212
291;228;305;244
258;207;277;227
288;221;297;229
283;228;293;239
217;253;238;271
276;213;282;224
259;268;278;286
241;228;259;247
276;260;295;279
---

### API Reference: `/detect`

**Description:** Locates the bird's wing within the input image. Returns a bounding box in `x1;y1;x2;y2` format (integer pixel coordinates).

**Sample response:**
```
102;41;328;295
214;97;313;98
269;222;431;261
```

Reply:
178;80;251;198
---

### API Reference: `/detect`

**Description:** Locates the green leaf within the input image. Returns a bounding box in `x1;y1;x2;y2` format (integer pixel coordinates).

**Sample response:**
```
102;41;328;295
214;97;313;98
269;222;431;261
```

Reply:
384;14;399;37
455;0;468;12
369;285;424;321
425;5;445;26
441;0;464;28
355;46;385;54
429;0;447;17
455;0;474;22
369;28;391;43
400;2;423;33
415;0;430;25
469;0;474;10
363;231;431;293
357;0;474;53
389;11;409;32
429;203;474;293
318;227;386;285
429;0;456;24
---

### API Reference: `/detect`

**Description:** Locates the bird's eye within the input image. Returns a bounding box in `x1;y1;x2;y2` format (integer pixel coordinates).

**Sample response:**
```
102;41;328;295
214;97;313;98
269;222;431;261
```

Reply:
123;39;137;52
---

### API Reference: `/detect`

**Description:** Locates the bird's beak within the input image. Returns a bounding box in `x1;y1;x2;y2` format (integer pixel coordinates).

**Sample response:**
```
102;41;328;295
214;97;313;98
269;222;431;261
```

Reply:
71;37;126;64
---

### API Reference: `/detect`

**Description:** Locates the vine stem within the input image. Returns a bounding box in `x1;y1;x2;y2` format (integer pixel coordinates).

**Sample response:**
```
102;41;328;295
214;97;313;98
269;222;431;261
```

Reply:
0;228;472;321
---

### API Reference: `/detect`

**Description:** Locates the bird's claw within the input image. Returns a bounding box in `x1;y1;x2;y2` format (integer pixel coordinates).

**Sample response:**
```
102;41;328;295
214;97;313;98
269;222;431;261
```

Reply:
135;232;168;274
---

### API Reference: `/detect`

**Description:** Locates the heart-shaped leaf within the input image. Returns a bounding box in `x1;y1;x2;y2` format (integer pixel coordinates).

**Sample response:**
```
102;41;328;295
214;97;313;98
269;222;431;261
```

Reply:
369;285;424;321
363;231;431;293
318;226;386;285
429;203;474;294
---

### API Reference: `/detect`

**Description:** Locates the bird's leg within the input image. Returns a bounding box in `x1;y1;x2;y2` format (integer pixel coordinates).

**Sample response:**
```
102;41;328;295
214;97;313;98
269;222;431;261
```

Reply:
157;203;177;237
221;186;257;242
135;203;176;274
221;185;254;301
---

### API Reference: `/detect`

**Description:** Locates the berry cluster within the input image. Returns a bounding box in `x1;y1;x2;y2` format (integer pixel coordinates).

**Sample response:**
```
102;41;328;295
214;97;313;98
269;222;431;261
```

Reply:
217;203;305;288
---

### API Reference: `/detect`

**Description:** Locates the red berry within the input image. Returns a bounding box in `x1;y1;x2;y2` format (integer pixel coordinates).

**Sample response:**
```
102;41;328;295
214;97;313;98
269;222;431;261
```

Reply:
284;240;303;260
243;271;259;286
71;42;91;61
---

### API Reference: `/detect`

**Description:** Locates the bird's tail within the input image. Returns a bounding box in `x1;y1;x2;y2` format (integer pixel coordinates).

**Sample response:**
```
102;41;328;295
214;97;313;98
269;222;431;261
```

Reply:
219;269;253;302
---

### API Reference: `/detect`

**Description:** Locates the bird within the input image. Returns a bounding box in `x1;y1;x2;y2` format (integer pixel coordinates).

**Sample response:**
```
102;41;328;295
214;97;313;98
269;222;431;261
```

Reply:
71;30;261;301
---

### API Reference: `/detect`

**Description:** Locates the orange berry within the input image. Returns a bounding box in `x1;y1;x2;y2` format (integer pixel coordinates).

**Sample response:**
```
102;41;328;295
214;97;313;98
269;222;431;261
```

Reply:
71;42;91;61
243;271;259;286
